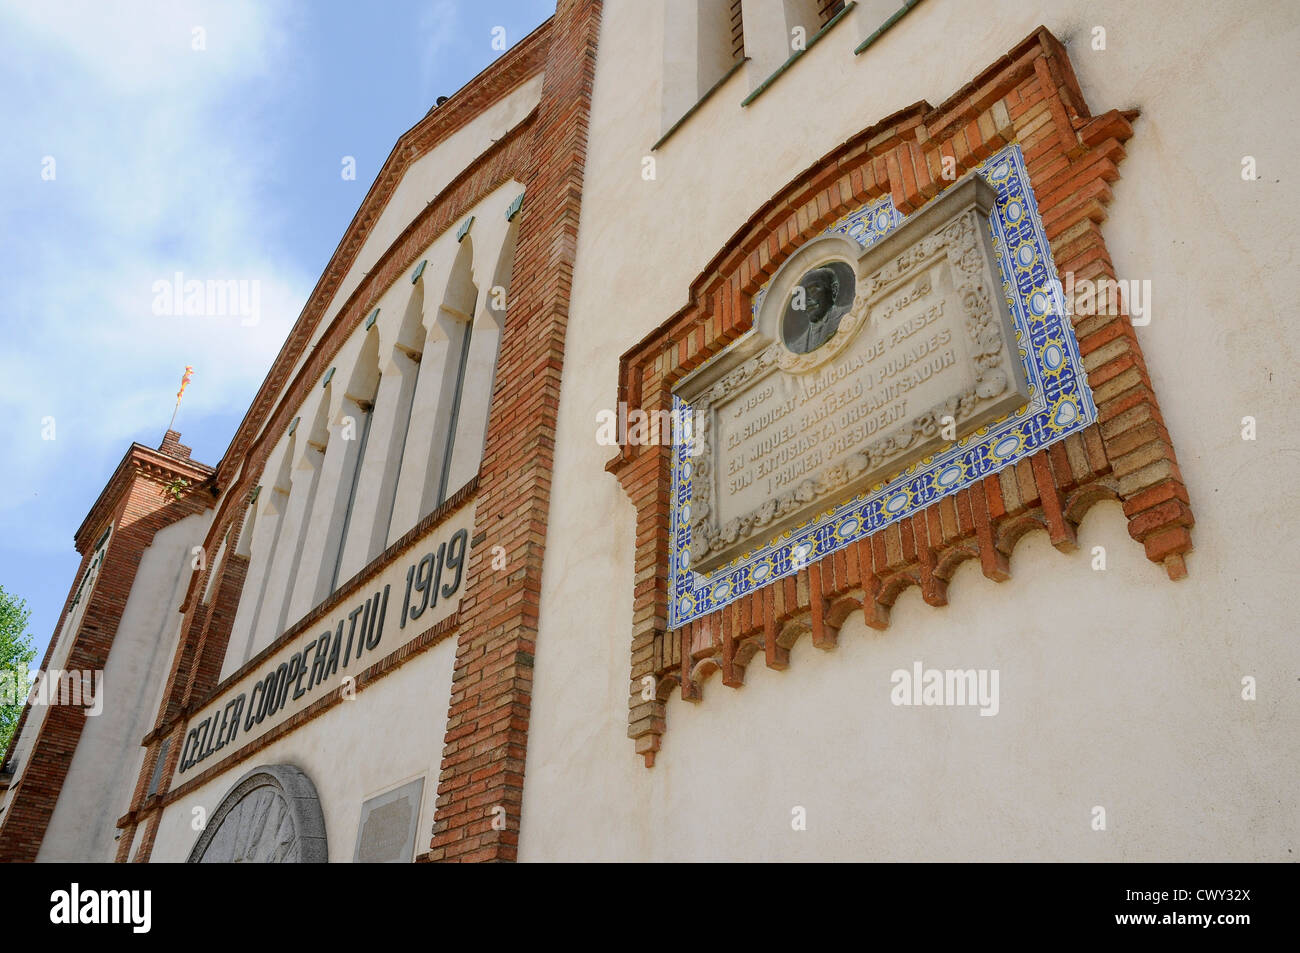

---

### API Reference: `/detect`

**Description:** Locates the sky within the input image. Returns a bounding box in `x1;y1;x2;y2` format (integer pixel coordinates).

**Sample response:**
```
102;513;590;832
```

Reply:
0;0;554;665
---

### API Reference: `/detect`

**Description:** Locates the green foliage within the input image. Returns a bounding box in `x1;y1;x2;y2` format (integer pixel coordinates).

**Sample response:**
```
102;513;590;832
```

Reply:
1;585;36;765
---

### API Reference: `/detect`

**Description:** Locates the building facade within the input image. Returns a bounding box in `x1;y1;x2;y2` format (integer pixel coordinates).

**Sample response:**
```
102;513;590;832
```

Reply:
2;0;1296;862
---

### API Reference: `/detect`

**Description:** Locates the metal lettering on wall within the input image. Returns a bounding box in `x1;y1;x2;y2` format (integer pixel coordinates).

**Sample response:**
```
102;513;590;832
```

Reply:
175;507;474;778
669;144;1096;626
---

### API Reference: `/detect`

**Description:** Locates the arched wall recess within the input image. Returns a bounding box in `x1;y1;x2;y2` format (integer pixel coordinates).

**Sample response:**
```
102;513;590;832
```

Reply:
342;281;428;571
187;763;326;863
271;391;332;648
444;217;518;496
325;331;383;593
226;435;295;677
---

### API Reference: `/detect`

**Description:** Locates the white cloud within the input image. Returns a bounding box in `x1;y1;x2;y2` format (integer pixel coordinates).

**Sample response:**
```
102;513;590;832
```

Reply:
0;0;314;552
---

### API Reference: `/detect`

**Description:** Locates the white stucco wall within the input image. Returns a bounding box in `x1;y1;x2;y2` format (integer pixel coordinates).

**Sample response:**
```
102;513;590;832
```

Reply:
255;75;544;449
221;180;520;677
27;1;1296;865
516;0;1300;860
36;512;209;862
0;566;89;816
105;73;535;866
148;639;454;863
176;501;473;787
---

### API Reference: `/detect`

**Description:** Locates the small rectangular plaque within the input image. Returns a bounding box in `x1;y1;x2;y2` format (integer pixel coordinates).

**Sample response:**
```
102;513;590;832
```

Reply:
677;174;1030;573
354;777;424;863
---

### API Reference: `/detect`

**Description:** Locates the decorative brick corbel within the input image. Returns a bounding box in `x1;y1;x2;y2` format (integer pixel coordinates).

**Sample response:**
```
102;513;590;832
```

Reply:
608;26;1194;767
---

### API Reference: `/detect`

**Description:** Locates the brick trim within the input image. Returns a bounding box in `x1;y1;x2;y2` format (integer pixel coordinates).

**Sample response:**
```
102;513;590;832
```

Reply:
607;26;1193;766
213;21;554;492
74;442;214;552
0;546;94;780
427;0;603;863
0;452;213;861
117;480;481;862
135;110;542;771
122;609;461;828
175;497;253;717
116;30;552;864
140;475;480;748
180;115;539;627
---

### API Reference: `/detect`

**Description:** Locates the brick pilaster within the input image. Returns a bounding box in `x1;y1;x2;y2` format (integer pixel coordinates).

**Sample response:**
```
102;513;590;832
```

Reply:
0;443;212;861
428;0;602;862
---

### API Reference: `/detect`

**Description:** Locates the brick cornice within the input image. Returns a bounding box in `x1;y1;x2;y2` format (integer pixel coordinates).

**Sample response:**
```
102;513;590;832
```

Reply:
186;112;537;620
173;114;537;636
140;476;479;748
113;28;550;866
74;442;215;552
165;28;552;670
0;467;212;861
213;21;553;492
8;441;218;788
606;26;1193;766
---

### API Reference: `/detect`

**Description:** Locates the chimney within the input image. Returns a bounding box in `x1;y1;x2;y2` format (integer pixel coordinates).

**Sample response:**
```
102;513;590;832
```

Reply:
158;430;194;461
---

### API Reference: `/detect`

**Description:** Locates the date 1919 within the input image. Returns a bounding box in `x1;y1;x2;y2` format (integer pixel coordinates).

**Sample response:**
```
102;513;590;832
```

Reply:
400;528;470;628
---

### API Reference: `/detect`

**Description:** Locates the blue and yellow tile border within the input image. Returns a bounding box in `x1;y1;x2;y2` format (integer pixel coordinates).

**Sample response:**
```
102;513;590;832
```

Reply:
668;142;1094;628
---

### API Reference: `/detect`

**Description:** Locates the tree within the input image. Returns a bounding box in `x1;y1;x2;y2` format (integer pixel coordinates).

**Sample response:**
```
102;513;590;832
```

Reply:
1;585;36;765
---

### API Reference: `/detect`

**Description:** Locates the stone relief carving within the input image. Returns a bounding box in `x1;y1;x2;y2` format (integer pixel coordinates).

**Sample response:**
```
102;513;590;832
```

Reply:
187;763;327;863
678;175;1029;573
780;260;855;355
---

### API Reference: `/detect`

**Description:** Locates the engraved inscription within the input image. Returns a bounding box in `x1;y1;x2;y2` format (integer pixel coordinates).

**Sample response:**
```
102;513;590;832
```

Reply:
677;176;1030;574
715;263;959;525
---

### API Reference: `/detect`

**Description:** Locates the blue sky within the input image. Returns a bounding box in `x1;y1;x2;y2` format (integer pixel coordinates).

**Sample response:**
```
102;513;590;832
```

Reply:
0;0;553;664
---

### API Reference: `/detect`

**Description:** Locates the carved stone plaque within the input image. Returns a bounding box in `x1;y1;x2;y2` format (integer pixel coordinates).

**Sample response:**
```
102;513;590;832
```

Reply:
677;174;1031;573
353;777;424;863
